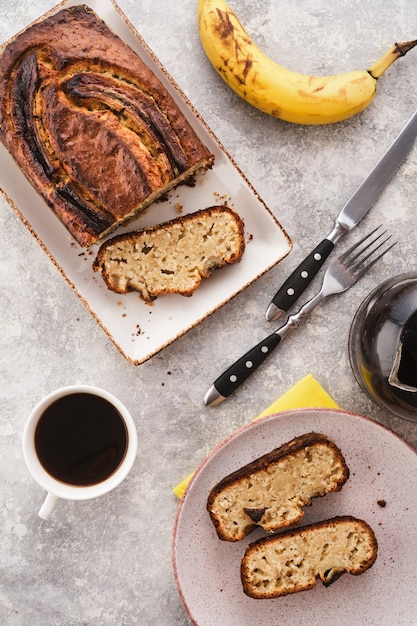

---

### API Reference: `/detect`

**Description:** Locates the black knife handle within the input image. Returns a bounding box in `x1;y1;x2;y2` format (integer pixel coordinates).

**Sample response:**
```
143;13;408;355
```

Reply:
267;238;335;319
209;331;282;399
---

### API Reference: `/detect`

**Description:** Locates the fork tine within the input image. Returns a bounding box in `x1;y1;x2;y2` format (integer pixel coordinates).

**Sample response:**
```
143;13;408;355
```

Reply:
353;240;397;280
337;225;383;264
349;231;392;268
338;224;396;279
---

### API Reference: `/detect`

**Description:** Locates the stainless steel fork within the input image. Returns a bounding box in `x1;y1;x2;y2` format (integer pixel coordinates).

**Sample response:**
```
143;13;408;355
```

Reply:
204;227;396;406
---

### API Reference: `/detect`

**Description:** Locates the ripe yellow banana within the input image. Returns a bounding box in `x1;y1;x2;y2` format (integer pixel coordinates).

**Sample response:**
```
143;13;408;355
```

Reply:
198;0;417;125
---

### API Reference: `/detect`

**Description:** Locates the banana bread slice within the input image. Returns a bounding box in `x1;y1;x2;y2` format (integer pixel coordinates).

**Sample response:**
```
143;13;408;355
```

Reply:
241;516;378;598
207;432;349;541
93;205;245;301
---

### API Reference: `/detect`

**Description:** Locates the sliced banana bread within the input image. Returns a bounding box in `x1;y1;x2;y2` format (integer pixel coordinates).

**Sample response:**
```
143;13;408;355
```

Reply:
241;516;378;598
207;432;349;541
93;205;245;301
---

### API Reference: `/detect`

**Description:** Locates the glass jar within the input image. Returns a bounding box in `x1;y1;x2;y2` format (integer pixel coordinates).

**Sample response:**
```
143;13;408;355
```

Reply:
349;272;417;422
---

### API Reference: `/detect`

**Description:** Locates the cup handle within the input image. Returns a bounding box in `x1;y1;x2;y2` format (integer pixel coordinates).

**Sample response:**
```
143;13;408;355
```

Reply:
38;492;59;520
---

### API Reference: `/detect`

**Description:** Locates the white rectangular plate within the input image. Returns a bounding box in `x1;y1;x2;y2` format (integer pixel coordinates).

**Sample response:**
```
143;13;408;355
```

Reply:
0;0;292;364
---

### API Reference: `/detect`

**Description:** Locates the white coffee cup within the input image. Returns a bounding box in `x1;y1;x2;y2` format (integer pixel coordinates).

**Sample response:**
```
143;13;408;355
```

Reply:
23;385;138;520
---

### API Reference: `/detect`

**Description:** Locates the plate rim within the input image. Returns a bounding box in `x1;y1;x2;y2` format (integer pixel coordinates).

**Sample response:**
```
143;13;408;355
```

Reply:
175;408;417;506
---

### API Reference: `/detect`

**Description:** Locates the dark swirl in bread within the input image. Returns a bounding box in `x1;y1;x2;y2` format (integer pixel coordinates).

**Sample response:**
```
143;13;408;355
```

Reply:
0;6;214;246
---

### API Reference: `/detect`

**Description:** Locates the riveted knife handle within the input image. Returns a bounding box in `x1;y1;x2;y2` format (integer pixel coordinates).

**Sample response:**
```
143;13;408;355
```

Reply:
266;238;335;321
205;331;282;404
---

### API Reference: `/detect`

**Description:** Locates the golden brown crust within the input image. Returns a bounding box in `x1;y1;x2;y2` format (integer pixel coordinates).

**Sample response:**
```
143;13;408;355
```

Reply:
0;6;214;246
93;205;245;301
241;516;378;598
207;433;350;541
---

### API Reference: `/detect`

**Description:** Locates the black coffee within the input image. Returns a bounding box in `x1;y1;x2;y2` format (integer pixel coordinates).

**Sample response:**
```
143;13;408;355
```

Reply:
35;393;128;486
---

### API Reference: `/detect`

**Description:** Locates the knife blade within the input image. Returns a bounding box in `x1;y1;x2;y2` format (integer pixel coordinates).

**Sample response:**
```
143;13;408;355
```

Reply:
265;110;417;322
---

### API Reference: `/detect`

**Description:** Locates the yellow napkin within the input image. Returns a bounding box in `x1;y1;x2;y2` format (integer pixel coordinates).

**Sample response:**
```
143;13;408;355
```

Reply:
173;374;339;498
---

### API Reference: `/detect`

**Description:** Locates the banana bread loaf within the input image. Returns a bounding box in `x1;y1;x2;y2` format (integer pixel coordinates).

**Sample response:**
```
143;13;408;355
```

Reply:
207;432;349;541
0;6;214;247
93;205;245;301
241;516;378;598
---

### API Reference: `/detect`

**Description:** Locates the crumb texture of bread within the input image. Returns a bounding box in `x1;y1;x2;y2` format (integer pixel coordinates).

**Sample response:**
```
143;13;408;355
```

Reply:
241;516;378;598
207;433;349;541
0;6;214;247
93;205;245;301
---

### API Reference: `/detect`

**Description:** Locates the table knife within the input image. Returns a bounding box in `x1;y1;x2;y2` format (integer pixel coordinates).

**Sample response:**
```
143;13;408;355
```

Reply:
265;109;417;322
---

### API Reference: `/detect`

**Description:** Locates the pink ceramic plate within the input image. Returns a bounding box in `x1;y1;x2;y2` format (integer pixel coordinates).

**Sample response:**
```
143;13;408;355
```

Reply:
172;408;417;625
